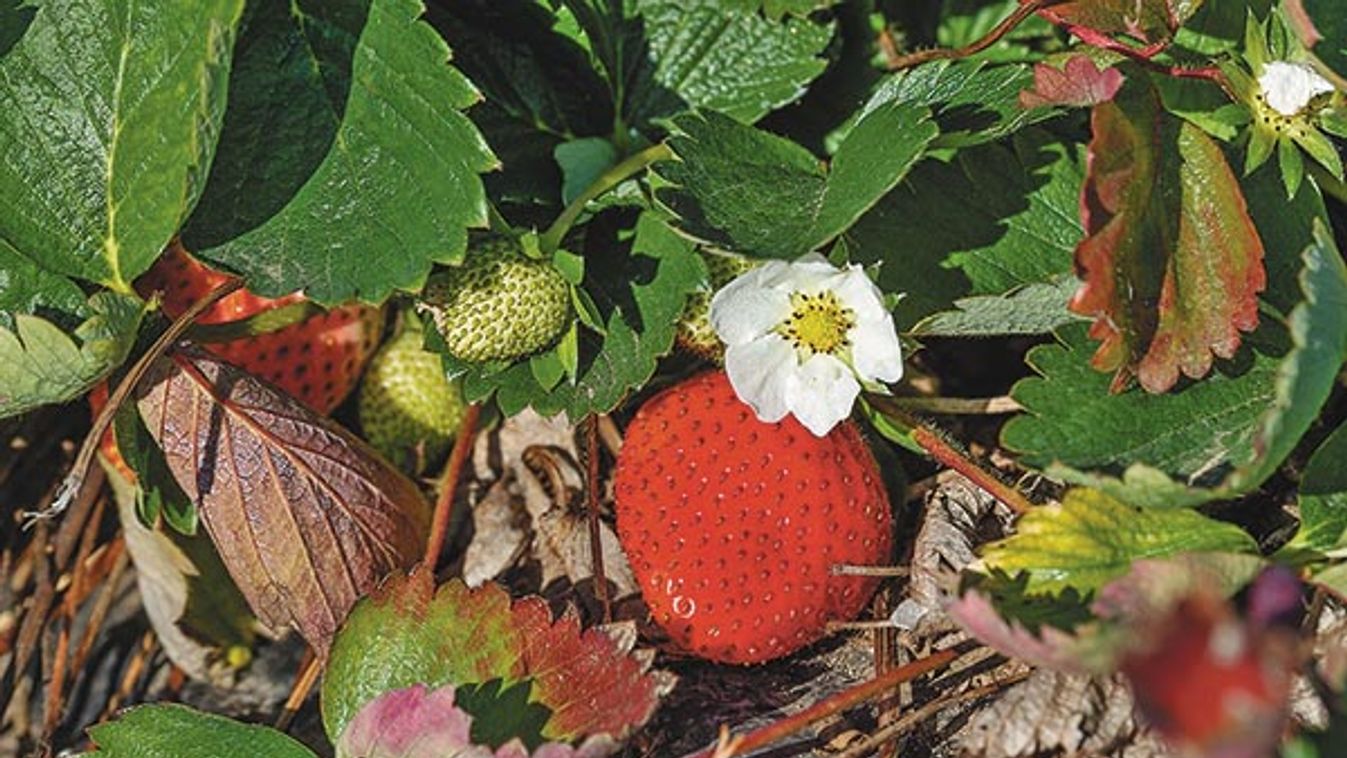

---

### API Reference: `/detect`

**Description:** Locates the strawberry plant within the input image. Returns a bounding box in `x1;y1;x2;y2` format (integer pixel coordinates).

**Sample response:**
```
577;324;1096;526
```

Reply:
3;0;1347;756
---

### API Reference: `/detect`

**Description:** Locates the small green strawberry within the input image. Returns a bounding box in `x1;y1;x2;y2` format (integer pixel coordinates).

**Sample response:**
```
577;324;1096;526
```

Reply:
419;238;570;363
358;314;467;473
676;251;757;361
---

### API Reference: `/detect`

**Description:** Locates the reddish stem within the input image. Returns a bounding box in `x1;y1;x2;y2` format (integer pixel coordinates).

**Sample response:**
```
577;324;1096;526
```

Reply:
584;415;612;622
422;403;482;575
886;0;1065;70
910;426;1033;514
35;277;245;523
686;648;959;758
867;394;1034;514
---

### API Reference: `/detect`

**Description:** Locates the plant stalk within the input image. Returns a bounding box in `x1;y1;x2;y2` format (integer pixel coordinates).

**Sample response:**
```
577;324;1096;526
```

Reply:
538;143;674;254
32;278;245;523
422;403;482;575
688;648;959;758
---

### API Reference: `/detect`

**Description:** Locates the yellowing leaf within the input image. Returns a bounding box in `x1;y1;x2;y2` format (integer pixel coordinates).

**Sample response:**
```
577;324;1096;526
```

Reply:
979;488;1256;594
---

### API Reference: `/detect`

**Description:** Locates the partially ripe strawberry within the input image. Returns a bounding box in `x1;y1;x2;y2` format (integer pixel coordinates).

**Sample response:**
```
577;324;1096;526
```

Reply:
613;370;893;664
418;237;570;363
1122;588;1297;756
136;242;382;414
358;316;467;473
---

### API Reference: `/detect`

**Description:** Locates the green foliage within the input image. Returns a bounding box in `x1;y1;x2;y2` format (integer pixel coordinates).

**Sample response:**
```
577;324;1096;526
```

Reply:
79;704;315;758
183;0;496;305
0;0;243;292
844;129;1083;327
1003;177;1347;507
656;105;938;258
0;293;145;419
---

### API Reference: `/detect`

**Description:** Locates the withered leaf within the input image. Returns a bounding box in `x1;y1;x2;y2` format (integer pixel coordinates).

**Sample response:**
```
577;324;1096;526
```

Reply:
1070;79;1265;393
137;349;432;656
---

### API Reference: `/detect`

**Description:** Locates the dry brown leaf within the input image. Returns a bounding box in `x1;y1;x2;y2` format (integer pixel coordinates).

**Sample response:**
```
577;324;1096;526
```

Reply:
958;670;1170;758
894;473;1014;635
463;410;637;598
137;349;432;656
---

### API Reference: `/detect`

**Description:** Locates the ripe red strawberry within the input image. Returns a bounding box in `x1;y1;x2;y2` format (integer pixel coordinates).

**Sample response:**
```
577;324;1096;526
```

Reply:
1121;591;1296;756
135;242;382;414
91;243;382;483
613;370;893;664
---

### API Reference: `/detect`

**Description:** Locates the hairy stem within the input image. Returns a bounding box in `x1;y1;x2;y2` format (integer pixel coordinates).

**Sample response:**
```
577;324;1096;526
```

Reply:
538;143;675;254
866;393;1035;514
33;278;245;523
886;0;1065;70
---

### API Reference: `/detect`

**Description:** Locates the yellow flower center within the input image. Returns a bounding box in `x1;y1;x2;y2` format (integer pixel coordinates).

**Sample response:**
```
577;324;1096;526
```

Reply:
777;290;855;357
1252;92;1318;139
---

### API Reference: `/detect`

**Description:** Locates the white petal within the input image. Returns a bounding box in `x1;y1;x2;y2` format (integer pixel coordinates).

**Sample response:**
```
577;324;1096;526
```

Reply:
784;354;860;436
1259;61;1334;116
830;265;890;324
758;252;842;292
850;314;905;383
724;335;795;423
710;269;791;346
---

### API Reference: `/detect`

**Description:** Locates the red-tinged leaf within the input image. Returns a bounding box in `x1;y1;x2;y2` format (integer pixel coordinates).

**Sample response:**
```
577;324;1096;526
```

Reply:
1034;0;1199;53
1019;55;1124;108
946;591;1097;673
336;684;618;758
321;572;670;749
1070;82;1266;393
136;349;432;656
510;599;659;742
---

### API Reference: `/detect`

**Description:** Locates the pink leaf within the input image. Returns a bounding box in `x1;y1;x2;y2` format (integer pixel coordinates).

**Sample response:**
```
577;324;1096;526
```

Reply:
1020;55;1124;108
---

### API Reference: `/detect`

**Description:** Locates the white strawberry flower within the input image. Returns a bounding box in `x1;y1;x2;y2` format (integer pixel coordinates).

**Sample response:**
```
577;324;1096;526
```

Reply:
1257;61;1333;117
710;252;903;437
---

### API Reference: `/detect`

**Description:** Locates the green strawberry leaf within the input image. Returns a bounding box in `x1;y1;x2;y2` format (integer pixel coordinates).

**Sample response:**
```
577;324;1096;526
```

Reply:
561;0;834;131
0;238;88;331
722;0;837;20
435;211;702;419
320;571;666;746
0;0;244;292
0;292;146;420
1283;420;1347;558
860;60;1058;148
619;0;834;127
979;489;1258;595
655;104;937;260
1003;196;1347;508
911;277;1083;337
1069;76;1266;394
427;0;612;210
112;401;197;535
78;704;315;758
843;129;1082;328
556;137;620;205
182;0;498;305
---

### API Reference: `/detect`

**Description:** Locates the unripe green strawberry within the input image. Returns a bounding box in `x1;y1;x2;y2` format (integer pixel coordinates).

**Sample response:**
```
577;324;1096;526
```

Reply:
676;251;757;361
613;370;893;664
419;238;570;363
358;316;466;473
